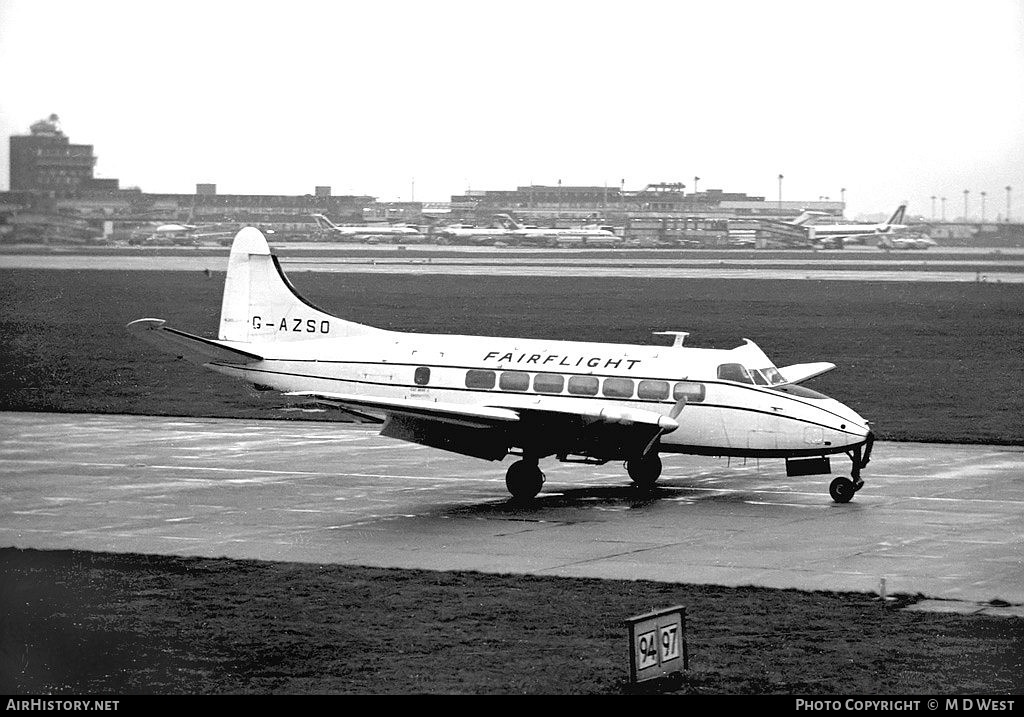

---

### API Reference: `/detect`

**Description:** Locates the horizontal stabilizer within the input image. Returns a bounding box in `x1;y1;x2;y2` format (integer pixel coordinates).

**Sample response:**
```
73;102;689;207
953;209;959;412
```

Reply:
777;361;836;384
127;318;263;364
286;391;521;429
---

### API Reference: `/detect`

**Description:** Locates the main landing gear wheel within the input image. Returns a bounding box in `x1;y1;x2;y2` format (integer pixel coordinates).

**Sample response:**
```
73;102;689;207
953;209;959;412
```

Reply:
627;454;662;490
505;459;545;500
829;476;856;504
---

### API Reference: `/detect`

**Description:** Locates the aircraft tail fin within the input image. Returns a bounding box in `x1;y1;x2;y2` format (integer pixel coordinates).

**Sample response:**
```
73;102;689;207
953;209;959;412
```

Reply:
886;204;907;226
311;214;338;231
219;227;378;342
494;213;524;230
788;210;829;226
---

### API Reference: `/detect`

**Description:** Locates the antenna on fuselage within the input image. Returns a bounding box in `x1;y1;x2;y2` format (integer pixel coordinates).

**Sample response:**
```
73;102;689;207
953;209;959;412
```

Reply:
653;331;690;347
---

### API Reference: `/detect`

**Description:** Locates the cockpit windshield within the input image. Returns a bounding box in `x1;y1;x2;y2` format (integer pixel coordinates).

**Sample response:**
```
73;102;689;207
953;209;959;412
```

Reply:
717;363;787;386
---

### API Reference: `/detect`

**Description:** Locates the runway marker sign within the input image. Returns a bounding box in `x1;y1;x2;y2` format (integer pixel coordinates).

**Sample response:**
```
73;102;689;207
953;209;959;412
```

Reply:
625;605;687;686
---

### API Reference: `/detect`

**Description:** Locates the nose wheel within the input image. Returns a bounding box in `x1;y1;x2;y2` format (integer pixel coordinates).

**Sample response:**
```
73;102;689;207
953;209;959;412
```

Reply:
830;434;873;503
829;476;858;503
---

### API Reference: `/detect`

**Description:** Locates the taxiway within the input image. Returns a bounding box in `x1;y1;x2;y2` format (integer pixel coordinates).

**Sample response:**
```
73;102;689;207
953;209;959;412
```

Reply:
2;412;1021;614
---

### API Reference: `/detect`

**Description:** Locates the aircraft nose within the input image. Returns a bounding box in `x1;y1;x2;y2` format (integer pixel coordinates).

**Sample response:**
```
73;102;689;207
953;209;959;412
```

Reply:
829;399;872;439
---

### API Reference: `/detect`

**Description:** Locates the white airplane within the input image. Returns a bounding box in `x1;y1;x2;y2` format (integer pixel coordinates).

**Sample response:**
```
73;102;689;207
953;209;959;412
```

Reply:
435;222;513;245
127;227;875;503
312;214;423;242
807;205;908;248
787;210;832;227
130;222;238;246
495;214;621;247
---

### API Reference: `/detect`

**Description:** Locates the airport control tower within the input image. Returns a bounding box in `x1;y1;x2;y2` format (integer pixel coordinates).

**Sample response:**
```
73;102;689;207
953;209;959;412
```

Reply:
8;115;111;197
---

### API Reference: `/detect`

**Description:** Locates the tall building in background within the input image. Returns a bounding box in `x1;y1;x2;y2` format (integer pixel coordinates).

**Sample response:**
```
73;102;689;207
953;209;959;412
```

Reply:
8;114;115;196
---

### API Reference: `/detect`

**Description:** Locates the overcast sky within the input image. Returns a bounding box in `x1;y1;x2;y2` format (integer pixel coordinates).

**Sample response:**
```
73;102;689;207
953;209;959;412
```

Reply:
1;0;1022;219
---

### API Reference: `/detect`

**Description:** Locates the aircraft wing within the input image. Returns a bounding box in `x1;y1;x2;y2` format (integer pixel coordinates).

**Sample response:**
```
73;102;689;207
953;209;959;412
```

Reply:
286;390;680;461
777;362;836;384
126;319;263;364
285;391;521;429
289;390;678;432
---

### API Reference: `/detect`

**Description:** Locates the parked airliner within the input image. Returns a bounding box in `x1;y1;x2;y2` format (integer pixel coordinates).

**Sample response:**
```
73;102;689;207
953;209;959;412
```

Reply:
435;222;513;245
312;214;423;242
807;204;908;248
495;214;622;247
128;227;874;502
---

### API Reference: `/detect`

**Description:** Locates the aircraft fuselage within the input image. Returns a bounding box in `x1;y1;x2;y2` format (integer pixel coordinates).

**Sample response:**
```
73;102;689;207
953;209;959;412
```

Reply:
208;330;870;461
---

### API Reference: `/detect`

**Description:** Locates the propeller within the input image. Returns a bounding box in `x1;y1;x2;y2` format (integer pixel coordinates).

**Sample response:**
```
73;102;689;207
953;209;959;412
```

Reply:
642;397;687;457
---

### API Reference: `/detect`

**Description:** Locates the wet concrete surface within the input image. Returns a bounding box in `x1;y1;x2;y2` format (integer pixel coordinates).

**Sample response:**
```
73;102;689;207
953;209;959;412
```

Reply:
2;411;1021;615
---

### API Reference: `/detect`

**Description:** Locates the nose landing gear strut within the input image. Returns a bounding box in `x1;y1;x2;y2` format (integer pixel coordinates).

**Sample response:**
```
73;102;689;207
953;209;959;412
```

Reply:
829;433;874;503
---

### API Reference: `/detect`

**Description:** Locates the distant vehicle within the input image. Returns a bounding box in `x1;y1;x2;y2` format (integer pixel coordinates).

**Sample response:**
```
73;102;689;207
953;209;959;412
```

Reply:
312;214;424;243
128;226;875;504
806;204;908;249
494;214;621;247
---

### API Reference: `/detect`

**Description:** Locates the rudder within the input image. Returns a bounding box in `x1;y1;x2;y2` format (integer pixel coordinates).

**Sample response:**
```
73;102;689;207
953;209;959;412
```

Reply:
218;227;377;342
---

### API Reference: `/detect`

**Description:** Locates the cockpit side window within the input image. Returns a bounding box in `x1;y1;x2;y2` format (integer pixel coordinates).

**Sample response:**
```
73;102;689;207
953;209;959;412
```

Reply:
760;367;786;385
717;363;753;384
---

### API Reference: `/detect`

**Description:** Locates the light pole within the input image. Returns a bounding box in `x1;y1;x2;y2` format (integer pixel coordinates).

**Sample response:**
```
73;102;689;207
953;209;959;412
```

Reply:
941;197;946;221
778;174;784;216
1007;186;1012;222
931;195;936;220
980;191;987;222
694;176;700;194
963;189;970;220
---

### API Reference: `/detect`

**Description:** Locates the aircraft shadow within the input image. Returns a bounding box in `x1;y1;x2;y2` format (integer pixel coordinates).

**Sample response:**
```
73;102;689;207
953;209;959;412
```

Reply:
443;482;707;519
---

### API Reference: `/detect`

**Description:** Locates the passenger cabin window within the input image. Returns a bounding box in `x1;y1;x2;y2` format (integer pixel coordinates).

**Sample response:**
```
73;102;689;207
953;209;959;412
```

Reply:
637;380;670;400
603;377;635;398
465;369;496;389
717;363;754;384
499;371;529;391
533;373;564;394
414;366;431;385
673;381;706;402
567;376;599;396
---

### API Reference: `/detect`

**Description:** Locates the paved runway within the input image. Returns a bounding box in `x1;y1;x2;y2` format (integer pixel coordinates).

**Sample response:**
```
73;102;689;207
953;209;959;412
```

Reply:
2;412;1022;615
2;253;1023;282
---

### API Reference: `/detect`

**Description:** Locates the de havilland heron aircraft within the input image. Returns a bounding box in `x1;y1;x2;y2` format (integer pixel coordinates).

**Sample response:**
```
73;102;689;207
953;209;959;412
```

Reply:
128;227;874;503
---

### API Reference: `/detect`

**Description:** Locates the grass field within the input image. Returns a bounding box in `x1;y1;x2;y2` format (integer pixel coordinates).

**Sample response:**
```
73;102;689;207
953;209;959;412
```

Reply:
1;268;1022;695
1;268;1021;443
2;549;1021;695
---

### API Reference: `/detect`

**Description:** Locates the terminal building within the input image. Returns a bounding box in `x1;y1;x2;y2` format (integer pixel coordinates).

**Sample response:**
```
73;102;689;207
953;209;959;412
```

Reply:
3;117;1020;247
